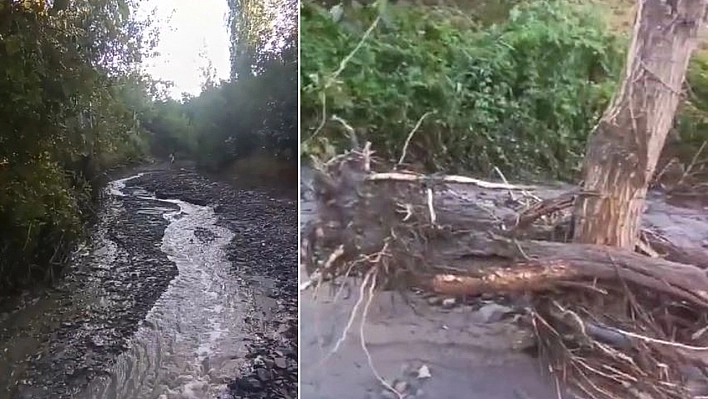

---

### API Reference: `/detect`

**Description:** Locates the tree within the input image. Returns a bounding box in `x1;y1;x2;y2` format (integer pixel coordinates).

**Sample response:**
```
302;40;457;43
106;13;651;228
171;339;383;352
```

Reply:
572;0;708;249
302;3;708;398
227;0;297;79
0;0;157;292
198;43;219;91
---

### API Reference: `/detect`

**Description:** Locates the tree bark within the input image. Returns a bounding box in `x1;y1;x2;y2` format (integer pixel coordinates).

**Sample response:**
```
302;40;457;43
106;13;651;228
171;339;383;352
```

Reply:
573;0;708;249
417;233;708;308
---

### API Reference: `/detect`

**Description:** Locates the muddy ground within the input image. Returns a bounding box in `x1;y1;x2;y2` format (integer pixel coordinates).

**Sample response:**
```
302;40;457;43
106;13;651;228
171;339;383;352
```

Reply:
0;163;297;399
132;166;298;399
299;165;708;399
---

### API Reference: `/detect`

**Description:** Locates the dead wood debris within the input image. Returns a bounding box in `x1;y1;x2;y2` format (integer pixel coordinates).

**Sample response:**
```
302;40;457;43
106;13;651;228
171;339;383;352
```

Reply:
301;146;708;399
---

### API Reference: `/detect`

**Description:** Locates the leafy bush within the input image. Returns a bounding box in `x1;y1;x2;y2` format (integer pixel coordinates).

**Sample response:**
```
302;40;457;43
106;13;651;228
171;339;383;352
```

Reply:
301;0;625;179
673;52;708;163
0;156;83;288
0;0;154;293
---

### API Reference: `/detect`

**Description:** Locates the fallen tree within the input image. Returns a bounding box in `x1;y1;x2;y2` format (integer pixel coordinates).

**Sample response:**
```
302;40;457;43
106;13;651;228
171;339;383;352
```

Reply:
301;148;708;399
301;0;708;398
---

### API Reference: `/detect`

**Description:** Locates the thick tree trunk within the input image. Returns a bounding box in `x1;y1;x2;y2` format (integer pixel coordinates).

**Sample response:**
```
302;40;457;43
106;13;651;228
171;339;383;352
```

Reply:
573;0;708;249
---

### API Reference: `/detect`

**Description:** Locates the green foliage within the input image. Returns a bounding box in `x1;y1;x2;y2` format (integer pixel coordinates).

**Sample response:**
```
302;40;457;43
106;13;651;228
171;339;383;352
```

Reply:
0;155;82;286
0;0;155;292
188;62;297;168
144;0;298;170
674;52;708;163
143;57;297;171
301;0;624;179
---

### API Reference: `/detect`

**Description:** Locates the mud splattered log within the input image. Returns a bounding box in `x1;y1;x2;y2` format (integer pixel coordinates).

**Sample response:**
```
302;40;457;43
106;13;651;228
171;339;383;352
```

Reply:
417;232;708;308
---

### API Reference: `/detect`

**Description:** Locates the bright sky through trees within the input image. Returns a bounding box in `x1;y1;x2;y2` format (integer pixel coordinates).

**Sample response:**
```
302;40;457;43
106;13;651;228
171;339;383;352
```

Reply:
140;0;231;98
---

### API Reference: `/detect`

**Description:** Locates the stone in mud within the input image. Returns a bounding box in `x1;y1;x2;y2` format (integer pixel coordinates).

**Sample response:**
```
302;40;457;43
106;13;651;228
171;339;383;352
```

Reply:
416;365;431;379
256;367;272;381
426;296;443;306
232;376;263;392
441;298;457;309
274;357;287;369
263;357;275;368
476;302;514;323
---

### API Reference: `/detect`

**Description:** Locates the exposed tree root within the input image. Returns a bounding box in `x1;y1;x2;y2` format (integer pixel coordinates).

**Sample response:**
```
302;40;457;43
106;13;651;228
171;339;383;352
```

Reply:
302;148;708;399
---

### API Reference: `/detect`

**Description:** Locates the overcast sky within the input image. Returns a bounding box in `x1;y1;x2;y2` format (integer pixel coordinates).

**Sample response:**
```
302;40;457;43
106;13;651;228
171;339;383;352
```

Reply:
139;0;231;99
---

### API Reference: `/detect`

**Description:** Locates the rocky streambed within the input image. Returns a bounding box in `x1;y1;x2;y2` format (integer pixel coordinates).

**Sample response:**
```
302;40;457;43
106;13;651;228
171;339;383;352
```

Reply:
0;164;297;399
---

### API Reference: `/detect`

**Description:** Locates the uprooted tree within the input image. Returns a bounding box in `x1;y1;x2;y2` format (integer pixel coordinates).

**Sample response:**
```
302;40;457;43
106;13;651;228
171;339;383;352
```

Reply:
302;1;708;399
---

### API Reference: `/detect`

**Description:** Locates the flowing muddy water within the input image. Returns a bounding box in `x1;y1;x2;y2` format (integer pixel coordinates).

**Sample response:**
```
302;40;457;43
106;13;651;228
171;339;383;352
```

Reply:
0;172;253;399
79;174;248;399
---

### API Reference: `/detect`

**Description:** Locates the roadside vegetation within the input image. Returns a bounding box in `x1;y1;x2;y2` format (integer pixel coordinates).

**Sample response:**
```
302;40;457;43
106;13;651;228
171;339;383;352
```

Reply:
301;0;708;181
0;0;296;294
149;0;297;170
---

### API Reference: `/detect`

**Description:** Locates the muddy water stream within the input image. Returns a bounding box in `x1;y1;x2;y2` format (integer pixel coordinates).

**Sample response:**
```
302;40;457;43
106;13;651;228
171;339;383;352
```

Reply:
80;174;248;399
0;173;251;399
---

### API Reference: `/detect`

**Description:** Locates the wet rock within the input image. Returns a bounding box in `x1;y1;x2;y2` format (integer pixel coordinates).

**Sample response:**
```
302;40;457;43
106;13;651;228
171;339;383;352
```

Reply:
232;376;263;392
441;298;457;309
255;367;271;381
274;357;287;369
426;296;443;306
416;365;431;379
477;302;514;323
